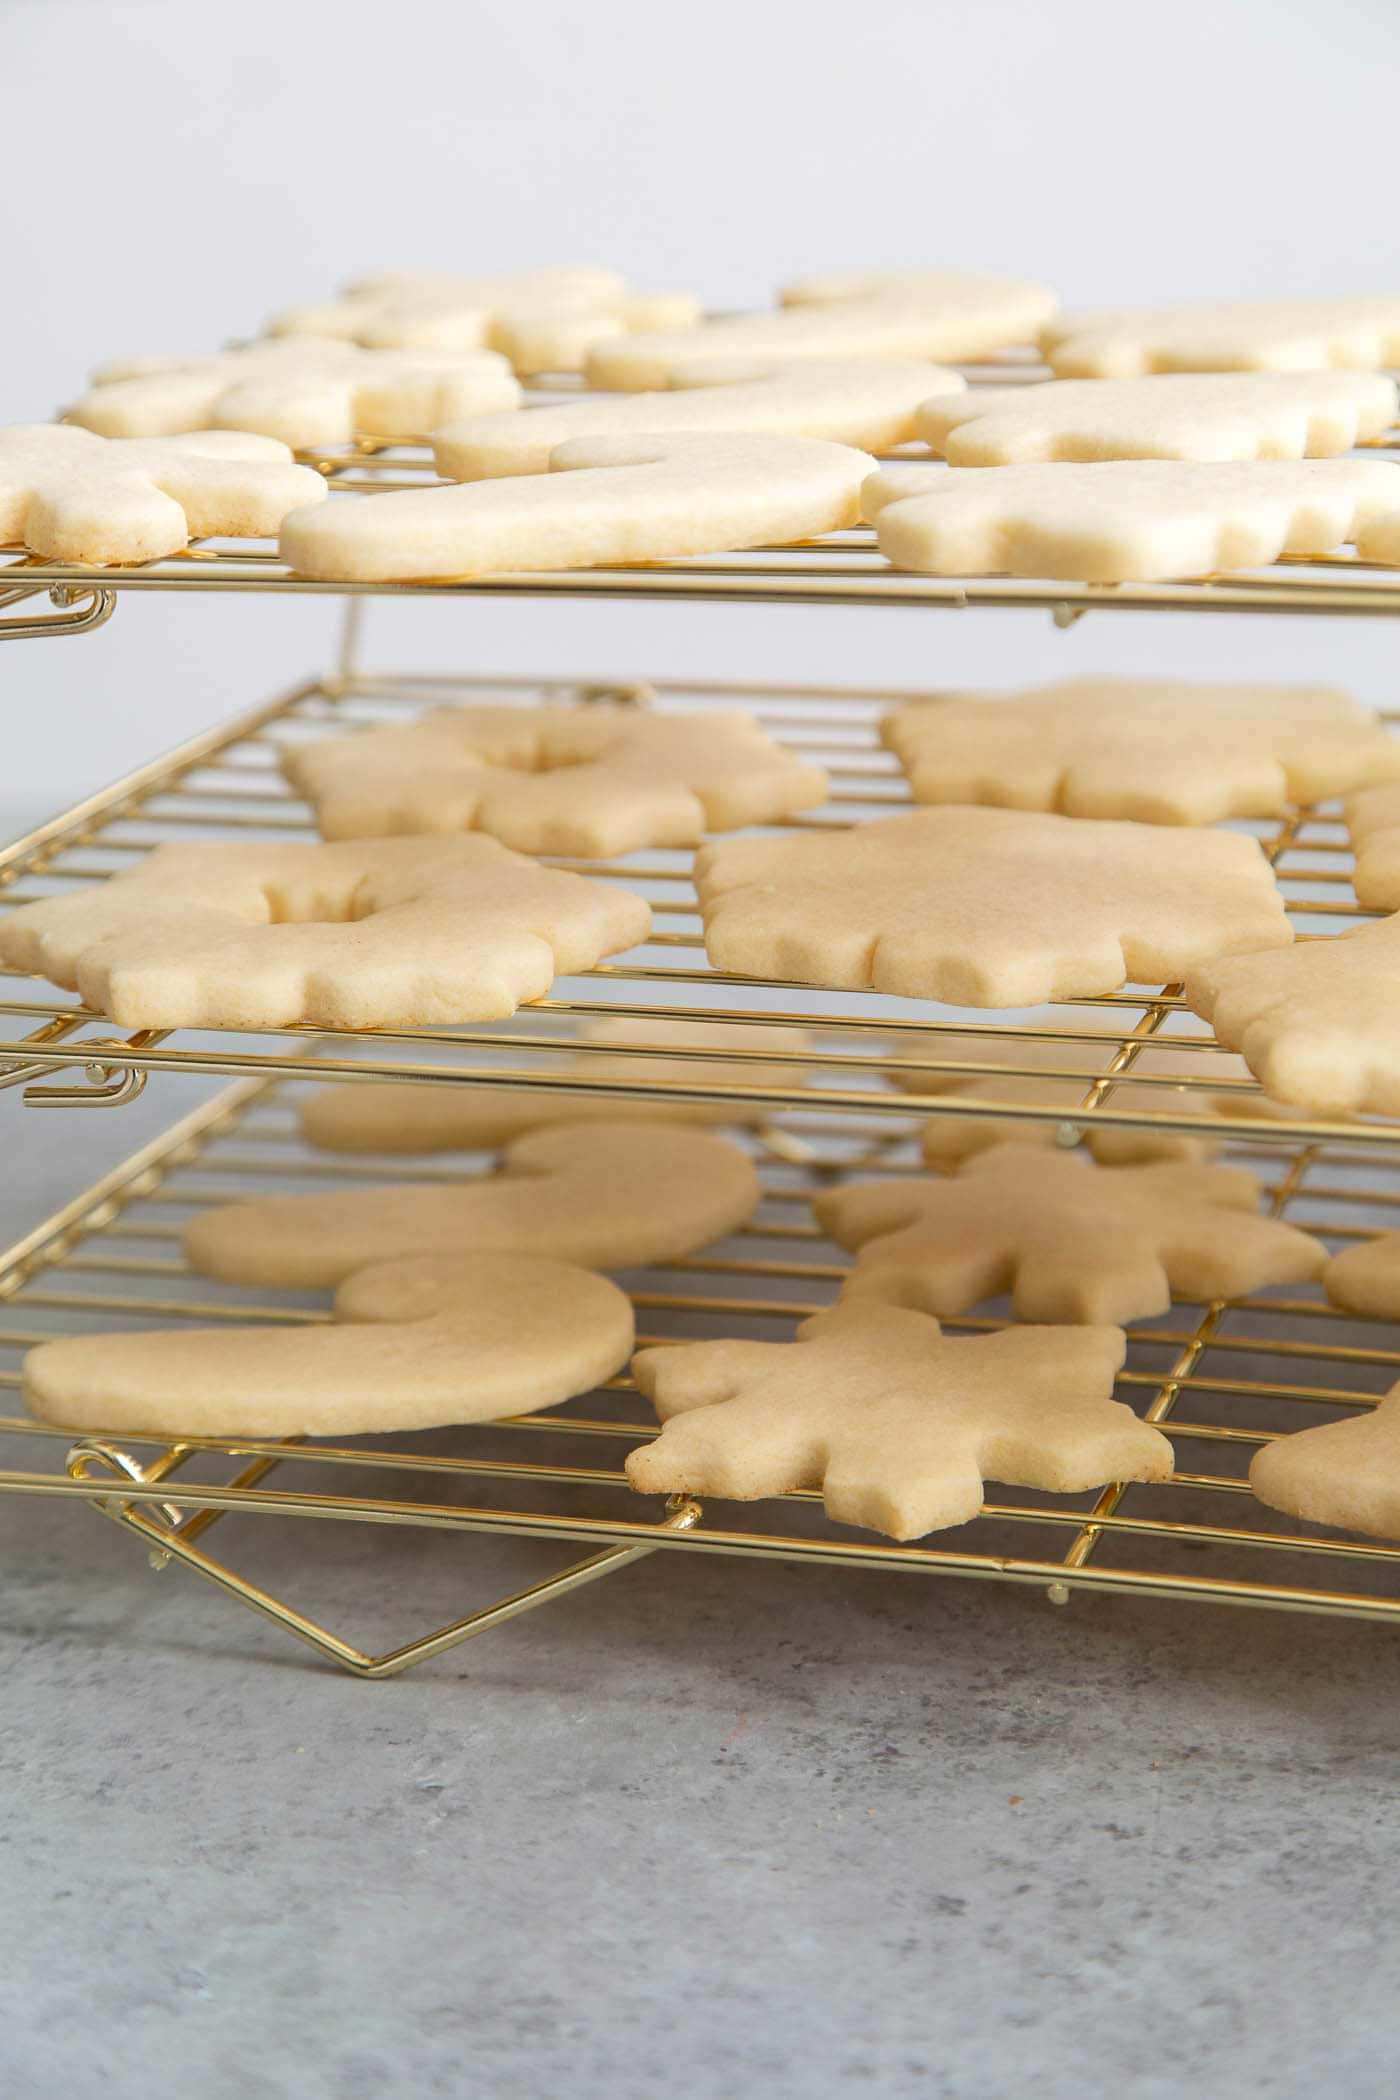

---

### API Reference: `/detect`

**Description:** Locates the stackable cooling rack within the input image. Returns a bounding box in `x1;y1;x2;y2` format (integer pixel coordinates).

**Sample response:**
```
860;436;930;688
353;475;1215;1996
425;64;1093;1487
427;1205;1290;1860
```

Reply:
5;370;1400;1675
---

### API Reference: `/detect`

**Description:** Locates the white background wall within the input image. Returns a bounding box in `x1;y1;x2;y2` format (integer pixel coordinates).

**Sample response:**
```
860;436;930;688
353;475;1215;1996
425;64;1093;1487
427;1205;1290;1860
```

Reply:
6;0;1400;818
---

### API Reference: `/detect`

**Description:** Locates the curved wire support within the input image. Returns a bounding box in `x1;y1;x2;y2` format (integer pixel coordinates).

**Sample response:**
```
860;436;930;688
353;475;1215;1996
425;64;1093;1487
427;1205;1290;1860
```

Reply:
66;1439;186;1535
0;583;118;643
21;1033;165;1109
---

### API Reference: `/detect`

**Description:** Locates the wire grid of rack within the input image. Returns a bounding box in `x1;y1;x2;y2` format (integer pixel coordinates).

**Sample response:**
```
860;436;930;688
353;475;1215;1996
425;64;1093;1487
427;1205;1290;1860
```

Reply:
4;664;1400;1669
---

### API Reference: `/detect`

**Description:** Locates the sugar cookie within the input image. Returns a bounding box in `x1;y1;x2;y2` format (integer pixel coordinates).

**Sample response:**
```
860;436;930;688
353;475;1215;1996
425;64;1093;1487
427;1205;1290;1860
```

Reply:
1344;782;1400;909
0;836;651;1030
299;1019;814;1151
627;1307;1170;1540
22;1252;633;1439
280;432;875;582
862;457;1400;582
1323;1235;1400;1320
815;1148;1323;1325
0;425;326;563
70;341;521;447
282;702;828;853
1042;298;1400;379
1186;918;1400;1115
184;1121;761;1288
435;360;964;479
695;807;1291;1007
586;272;1055;389
1250;1391;1400;1542
915;371;1397;465
883;678;1400;824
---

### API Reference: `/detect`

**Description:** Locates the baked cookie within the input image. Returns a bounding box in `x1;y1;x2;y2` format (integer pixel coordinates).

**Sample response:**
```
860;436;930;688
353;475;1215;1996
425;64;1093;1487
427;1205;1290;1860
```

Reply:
184;1121;760;1287
282;701;828;853
815;1147;1323;1324
585;271;1058;389
1344;782;1400;909
298;1019;814;1151
0;835;651;1030
281;432;874;582
70;341;521;447
1250;1391;1400;1542
268;267;700;375
1186;920;1400;1116
897;1030;1295;1168
916;371;1398;466
627;1307;1170;1539
1042;298;1400;379
22;1252;634;1439
862;457;1400;582
435;360;965;479
882;678;1400;824
0;425;326;563
1323;1235;1400;1320
695;806;1291;1006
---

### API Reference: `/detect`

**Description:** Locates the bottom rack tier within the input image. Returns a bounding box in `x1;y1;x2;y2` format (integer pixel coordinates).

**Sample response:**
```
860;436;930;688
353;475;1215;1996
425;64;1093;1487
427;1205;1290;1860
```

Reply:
3;1072;1400;1673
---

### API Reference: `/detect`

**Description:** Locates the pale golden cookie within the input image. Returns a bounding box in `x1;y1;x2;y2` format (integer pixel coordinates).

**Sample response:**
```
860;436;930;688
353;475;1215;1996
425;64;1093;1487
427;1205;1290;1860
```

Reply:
0;836;651;1030
882;678;1400;825
916;372;1397;465
1042;299;1400;379
71;341;521;447
1250;1389;1400;1542
1187;919;1400;1116
815;1147;1323;1325
627;1307;1170;1540
0;425;326;563
435;360;964;479
183;1121;760;1288
862;457;1400;583
1323;1235;1400;1320
282;702;828;854
695;807;1291;1007
299;1019;814;1151
586;272;1057;389
1344;782;1400;909
280;432;875;582
22;1253;634;1439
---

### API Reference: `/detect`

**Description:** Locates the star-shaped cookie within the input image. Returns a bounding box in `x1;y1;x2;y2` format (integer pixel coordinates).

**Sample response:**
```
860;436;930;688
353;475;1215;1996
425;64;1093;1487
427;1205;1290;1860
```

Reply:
0;425;326;563
695;806;1292;1007
882;677;1400;824
862;457;1400;582
1344;782;1400;909
627;1306;1171;1539
815;1147;1323;1325
282;701;828;854
914;372;1398;465
1250;1387;1400;1542
1041;298;1400;378
1186;918;1400;1116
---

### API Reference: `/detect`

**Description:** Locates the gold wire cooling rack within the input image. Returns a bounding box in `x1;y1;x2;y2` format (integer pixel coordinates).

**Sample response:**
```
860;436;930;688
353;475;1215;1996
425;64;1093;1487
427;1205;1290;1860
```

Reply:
4;664;1400;1669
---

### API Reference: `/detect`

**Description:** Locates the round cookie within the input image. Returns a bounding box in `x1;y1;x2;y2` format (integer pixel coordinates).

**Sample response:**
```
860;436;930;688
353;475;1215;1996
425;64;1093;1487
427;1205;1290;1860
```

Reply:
22;1252;634;1439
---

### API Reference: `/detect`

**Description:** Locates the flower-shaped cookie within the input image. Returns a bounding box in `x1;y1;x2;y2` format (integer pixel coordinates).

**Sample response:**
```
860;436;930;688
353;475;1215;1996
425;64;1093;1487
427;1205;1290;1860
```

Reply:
70;341;521;447
882;677;1400;824
695;806;1291;1007
0;425;326;563
23;1252;634;1440
282;702;827;853
1042;298;1400;378
815;1147;1324;1325
0;836;651;1029
1251;1387;1400;1543
627;1306;1170;1539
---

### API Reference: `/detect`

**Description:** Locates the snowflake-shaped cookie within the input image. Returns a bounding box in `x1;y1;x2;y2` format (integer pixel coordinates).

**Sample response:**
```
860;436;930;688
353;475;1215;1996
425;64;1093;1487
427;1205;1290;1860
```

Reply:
915;371;1397;465
434;359;964;479
280;432;875;581
815;1147;1323;1325
282;701;828;854
1251;1385;1400;1542
1042;298;1400;378
0;835;651;1029
585;271;1058;389
694;806;1291;1006
862;457;1400;582
1187;918;1400;1115
70;341;521;447
0;424;326;563
627;1306;1171;1539
882;677;1400;824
